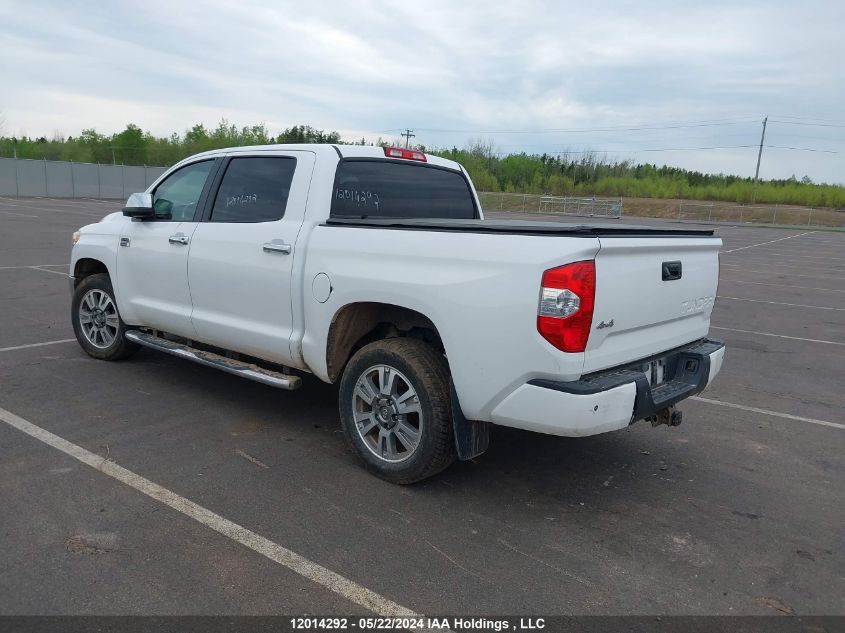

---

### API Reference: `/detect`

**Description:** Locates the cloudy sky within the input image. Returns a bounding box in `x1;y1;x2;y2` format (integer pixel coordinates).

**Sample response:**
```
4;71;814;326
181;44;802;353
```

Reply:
2;0;844;182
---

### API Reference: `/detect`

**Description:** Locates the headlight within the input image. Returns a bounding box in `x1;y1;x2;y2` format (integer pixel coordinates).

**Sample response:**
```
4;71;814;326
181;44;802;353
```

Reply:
72;230;81;245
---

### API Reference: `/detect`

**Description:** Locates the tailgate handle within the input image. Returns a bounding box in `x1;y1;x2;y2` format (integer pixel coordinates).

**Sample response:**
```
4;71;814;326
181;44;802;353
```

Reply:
662;261;682;281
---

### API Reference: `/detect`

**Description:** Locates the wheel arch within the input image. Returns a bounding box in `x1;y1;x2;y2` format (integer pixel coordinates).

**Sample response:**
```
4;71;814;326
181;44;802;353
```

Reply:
325;302;445;383
72;257;110;287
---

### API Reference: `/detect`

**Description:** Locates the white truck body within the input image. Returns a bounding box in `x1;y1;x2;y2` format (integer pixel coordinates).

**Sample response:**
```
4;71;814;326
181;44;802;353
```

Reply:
70;144;724;479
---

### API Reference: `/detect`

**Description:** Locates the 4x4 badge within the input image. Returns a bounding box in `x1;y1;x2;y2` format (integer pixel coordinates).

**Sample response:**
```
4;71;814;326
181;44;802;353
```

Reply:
596;319;615;330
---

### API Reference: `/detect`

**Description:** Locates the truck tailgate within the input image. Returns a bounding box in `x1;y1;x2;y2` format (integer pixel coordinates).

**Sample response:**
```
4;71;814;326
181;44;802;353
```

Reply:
584;236;721;374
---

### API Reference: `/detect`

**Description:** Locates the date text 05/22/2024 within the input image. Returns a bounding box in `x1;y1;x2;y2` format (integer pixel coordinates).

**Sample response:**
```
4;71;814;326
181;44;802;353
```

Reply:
289;617;546;631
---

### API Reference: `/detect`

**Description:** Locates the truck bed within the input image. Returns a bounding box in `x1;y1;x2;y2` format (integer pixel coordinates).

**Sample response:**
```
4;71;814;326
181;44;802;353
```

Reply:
324;217;715;238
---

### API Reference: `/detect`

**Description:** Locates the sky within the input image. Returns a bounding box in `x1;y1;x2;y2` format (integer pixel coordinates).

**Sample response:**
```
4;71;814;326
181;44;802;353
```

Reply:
2;0;844;183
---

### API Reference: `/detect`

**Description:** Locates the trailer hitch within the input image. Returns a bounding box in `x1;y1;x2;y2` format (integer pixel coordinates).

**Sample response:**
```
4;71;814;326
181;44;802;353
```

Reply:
649;405;683;428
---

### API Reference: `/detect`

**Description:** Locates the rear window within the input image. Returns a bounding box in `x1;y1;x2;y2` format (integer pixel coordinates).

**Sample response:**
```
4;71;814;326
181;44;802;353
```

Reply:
330;160;478;219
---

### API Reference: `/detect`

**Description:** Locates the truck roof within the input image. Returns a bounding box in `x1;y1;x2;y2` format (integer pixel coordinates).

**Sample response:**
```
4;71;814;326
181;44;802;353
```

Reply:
185;143;462;171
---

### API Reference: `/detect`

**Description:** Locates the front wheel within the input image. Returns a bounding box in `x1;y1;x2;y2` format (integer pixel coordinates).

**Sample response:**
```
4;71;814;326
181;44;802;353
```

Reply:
338;338;457;484
71;273;139;361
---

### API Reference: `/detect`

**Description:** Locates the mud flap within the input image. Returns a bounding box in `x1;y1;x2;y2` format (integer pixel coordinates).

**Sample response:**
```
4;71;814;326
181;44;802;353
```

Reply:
449;378;490;461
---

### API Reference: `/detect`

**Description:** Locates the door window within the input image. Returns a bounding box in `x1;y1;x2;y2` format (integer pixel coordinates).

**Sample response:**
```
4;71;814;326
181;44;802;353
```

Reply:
152;160;214;221
210;157;297;223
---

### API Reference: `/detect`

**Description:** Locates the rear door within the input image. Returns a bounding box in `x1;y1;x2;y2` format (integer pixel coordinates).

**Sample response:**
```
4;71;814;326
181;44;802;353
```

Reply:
187;151;315;365
583;235;721;374
116;159;216;337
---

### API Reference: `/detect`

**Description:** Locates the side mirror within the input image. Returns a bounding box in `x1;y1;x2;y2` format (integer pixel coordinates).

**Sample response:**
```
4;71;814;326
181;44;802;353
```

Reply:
122;192;155;219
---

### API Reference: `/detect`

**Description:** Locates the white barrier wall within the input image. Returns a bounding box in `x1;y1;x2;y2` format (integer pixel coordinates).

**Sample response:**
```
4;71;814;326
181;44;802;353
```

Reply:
0;158;167;199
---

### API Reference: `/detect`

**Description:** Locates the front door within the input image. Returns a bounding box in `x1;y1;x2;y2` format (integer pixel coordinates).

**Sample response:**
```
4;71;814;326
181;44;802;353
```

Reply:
187;152;315;365
116;159;215;337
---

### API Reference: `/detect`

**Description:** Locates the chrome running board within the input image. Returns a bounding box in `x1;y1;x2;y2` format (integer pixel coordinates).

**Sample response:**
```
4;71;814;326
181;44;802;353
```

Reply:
125;330;301;390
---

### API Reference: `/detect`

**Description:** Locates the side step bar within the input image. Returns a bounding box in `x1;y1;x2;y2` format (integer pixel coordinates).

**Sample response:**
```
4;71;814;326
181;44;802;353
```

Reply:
125;330;301;390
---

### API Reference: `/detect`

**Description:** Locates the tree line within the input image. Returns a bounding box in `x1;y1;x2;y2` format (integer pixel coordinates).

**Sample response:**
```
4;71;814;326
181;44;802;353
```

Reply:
1;121;842;208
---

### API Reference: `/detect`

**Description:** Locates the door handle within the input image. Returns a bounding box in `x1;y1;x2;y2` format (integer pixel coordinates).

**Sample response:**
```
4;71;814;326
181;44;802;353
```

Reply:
169;234;189;246
662;261;682;281
263;241;292;255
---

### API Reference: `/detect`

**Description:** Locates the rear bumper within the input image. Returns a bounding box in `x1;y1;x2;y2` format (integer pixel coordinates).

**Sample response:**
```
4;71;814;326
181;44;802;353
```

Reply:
489;338;725;437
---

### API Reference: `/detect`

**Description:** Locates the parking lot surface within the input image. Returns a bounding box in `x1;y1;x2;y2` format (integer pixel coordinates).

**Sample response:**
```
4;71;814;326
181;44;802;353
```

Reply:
1;197;843;616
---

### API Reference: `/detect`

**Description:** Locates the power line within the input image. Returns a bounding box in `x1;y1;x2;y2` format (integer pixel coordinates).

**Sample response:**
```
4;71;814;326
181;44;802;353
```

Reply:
491;143;841;157
621;144;759;153
770;114;845;125
765;144;840;154
494;132;762;149
762;131;845;142
769;119;845;128
493;145;758;156
391;116;845;135
408;118;758;135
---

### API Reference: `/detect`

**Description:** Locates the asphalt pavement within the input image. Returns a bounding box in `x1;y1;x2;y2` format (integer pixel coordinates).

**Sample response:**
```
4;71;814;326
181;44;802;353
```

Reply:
1;197;843;617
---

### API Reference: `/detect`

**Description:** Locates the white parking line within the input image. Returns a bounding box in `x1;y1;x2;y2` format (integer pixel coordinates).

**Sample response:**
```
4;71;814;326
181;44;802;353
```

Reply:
0;339;76;353
724;249;845;259
692;397;845;431
719;279;845;294
0;209;37;218
28;266;69;277
775;238;845;246
729;245;845;256
721;231;814;253
0;201;104;218
711;326;845;346
0;264;67;270
722;252;845;263
0;405;419;619
0;265;69;277
719;265;845;281
717;296;845;311
721;260;845;272
723;240;845;247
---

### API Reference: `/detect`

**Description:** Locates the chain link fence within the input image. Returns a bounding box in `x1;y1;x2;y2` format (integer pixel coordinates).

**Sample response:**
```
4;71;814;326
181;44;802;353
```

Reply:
0;158;167;200
479;192;623;218
478;193;842;228
678;202;845;228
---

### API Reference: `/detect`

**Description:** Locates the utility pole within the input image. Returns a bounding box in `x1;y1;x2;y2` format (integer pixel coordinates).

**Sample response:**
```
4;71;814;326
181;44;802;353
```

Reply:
752;115;768;204
401;129;415;149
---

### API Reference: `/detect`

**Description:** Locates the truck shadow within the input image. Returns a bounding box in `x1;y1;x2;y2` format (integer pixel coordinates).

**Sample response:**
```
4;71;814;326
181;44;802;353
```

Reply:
132;350;724;522
288;371;699;510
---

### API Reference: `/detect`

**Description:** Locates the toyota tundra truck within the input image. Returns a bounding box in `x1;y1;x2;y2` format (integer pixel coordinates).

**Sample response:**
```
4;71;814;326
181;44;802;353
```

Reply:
69;144;725;483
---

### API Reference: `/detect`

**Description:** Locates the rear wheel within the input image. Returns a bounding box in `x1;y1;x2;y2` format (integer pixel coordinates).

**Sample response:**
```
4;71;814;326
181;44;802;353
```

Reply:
71;273;139;361
338;338;456;484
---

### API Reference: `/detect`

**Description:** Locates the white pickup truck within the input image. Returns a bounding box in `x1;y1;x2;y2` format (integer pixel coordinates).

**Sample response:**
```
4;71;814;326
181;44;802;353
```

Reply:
69;144;724;483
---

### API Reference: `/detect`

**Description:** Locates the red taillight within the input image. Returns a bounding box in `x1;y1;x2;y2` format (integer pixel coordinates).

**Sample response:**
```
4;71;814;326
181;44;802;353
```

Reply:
537;260;596;352
384;146;427;162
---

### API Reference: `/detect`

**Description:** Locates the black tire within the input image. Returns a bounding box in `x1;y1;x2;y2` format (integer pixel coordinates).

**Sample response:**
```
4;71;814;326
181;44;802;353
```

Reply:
338;338;457;484
71;273;139;361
